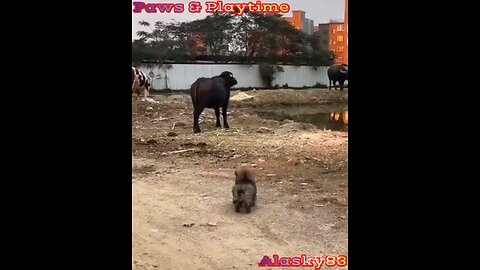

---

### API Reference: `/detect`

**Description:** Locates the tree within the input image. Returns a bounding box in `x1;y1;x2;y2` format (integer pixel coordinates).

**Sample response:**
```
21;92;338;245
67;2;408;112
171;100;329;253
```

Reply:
189;13;235;56
307;35;335;67
134;21;174;61
233;12;310;63
132;13;333;66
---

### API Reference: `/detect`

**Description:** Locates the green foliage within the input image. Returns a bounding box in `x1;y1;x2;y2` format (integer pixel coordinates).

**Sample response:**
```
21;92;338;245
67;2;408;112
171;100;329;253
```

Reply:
132;12;334;66
259;64;284;88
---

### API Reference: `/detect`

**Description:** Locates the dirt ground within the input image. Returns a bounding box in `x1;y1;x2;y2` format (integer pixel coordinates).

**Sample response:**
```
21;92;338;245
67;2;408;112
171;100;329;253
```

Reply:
132;89;348;270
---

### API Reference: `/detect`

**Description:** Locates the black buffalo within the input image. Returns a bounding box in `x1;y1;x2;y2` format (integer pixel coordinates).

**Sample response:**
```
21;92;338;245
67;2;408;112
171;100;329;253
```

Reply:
327;64;348;90
190;71;238;133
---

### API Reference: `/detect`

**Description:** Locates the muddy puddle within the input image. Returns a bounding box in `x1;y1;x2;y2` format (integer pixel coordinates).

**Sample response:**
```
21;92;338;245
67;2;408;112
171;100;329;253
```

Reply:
255;104;348;132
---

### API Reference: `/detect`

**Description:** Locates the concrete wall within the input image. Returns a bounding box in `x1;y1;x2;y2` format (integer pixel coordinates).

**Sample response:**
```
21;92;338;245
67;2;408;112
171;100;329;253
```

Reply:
136;64;332;91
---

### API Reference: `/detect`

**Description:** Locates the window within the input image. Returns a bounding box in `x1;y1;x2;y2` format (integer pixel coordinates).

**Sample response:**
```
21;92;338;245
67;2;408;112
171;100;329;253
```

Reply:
337;25;344;31
332;29;336;34
337;46;344;53
337;35;344;42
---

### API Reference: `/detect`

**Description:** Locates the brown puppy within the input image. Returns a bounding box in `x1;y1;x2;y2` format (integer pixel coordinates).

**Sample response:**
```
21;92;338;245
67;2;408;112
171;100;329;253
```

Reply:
232;167;257;213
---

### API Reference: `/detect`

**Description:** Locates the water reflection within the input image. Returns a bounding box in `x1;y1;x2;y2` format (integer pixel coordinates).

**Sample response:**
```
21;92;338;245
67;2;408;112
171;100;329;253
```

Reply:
256;108;348;132
329;111;348;125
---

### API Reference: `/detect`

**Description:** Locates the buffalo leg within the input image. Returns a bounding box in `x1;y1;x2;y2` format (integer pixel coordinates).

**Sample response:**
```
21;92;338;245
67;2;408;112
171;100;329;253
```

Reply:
193;106;203;133
329;80;332;90
214;107;221;128
339;79;344;91
222;105;229;129
245;203;251;213
333;81;337;90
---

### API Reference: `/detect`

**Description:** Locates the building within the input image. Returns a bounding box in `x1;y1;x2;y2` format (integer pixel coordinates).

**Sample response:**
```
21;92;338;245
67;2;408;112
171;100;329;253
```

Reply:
315;23;330;51
313;0;348;65
313;20;346;64
344;0;348;64
284;10;314;36
329;20;346;64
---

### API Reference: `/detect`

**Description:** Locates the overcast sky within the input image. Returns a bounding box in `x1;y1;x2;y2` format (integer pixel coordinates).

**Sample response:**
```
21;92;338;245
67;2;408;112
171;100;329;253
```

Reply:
132;0;345;40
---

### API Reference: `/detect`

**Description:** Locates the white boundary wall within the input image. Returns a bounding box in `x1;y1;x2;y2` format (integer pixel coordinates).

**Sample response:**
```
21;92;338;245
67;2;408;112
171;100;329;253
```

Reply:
136;64;332;90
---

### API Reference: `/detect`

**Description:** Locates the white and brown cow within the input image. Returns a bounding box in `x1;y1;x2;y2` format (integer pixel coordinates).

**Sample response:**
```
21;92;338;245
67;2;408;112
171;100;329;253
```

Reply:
132;66;151;100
